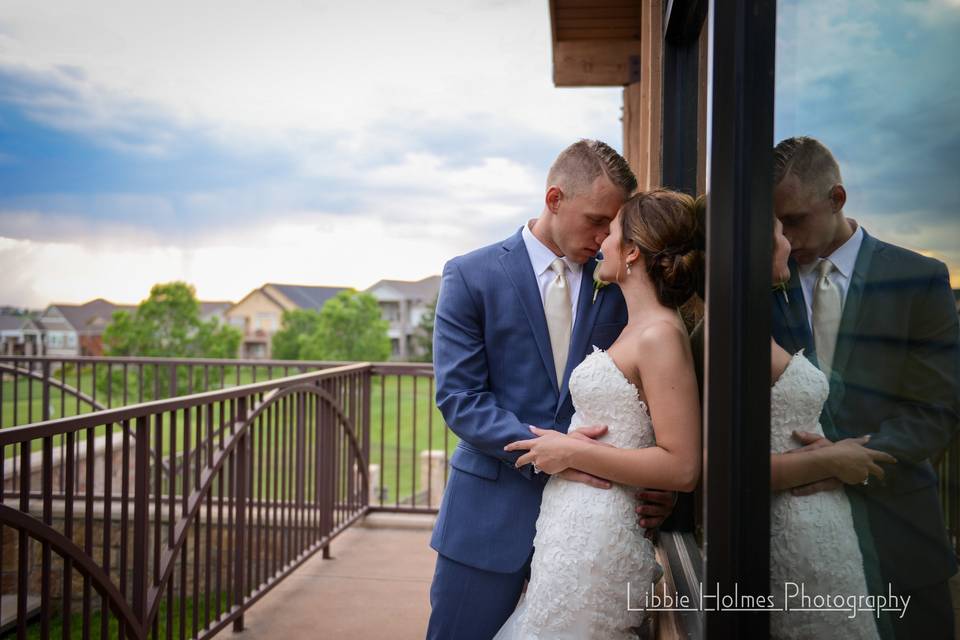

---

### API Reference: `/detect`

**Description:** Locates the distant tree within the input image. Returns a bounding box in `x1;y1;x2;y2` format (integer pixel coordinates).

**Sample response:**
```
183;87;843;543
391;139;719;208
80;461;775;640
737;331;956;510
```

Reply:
412;295;437;362
300;290;390;362
104;282;240;357
100;281;241;398
271;309;323;360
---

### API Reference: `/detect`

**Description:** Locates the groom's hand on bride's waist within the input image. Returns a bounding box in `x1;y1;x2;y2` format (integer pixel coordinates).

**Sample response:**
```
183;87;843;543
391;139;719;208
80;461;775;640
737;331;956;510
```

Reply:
634;490;676;533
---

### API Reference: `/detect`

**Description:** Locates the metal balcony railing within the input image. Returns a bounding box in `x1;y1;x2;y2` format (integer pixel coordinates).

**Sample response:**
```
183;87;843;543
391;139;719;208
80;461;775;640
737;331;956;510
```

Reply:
0;356;450;638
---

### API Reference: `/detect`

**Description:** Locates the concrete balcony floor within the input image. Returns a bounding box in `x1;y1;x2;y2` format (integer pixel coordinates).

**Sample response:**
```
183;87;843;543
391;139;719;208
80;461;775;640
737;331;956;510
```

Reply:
212;511;960;640
214;513;436;640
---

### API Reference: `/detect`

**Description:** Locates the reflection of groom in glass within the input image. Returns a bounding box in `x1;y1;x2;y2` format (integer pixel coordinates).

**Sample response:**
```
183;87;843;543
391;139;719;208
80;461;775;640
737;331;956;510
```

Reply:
771;136;959;639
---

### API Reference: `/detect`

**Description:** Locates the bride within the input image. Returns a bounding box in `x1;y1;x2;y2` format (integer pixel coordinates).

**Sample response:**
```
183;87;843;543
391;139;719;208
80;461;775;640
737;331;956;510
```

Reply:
767;215;893;639
494;193;893;640
495;189;704;640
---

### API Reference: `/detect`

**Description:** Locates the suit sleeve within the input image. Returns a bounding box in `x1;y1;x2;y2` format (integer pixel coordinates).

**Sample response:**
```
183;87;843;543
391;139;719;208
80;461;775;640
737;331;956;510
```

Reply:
865;261;960;463
433;259;547;483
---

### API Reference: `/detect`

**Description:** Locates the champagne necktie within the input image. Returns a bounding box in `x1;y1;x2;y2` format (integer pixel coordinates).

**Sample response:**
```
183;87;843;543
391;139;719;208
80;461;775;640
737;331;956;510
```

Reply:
544;257;572;386
812;258;842;375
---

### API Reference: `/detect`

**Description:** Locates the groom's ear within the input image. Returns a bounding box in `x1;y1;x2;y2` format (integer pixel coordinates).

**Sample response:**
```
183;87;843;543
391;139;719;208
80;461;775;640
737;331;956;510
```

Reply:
546;185;563;213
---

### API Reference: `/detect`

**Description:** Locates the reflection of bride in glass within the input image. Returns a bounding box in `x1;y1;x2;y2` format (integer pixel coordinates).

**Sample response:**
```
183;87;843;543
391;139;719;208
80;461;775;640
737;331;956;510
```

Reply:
767;215;891;640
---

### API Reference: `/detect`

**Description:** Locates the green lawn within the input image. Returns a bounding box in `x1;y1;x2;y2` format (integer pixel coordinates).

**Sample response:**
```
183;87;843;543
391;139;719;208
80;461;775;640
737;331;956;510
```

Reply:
1;366;457;505
13;592;231;640
1;363;324;428
368;375;458;505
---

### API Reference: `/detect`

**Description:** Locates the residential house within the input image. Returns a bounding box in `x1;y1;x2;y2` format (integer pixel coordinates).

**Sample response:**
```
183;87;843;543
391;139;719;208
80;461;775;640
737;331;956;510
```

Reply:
33;297;232;358
225;284;349;359
199;301;233;326
0;314;45;356
365;275;441;361
38;298;137;357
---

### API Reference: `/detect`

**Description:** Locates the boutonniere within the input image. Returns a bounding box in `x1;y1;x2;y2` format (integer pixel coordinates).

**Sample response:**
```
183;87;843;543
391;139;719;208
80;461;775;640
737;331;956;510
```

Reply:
592;259;609;304
773;281;789;304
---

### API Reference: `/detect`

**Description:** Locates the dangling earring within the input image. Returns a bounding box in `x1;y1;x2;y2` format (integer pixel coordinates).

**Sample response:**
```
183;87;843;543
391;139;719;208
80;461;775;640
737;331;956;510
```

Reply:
626;262;633;276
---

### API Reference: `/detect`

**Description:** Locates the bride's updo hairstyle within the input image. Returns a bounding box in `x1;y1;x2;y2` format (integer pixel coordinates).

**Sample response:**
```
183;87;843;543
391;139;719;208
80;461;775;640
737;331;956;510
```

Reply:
618;189;706;308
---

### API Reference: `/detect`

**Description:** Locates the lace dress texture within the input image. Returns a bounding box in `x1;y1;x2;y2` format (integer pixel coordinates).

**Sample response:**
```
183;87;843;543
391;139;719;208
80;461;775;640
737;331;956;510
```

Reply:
494;347;663;640
769;352;879;640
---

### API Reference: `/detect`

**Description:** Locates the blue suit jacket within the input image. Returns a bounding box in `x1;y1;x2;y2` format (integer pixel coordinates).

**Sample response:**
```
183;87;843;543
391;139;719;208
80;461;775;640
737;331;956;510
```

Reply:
772;229;959;590
430;228;628;573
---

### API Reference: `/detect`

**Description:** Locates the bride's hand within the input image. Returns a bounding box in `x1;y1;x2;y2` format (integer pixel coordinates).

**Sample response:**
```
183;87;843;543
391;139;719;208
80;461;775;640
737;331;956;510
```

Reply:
820;436;897;485
505;426;582;475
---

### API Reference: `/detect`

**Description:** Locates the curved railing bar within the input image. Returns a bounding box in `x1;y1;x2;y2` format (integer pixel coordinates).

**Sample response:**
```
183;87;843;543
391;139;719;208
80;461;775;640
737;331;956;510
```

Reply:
245;382;369;485
0;363;376;634
0;363;371;446
145;421;246;624
0;355;344;368
0;504;146;639
145;383;369;624
1;355;428;376
0;362;107;414
0;363;176;481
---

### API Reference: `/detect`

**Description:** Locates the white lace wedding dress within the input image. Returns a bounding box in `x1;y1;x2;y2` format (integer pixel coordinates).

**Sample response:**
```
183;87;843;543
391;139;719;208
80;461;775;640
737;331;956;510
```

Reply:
770;352;879;639
494;347;663;640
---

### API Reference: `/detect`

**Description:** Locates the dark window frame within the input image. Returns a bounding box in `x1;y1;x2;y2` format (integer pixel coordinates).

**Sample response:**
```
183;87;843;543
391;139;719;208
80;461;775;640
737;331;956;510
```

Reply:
661;1;777;638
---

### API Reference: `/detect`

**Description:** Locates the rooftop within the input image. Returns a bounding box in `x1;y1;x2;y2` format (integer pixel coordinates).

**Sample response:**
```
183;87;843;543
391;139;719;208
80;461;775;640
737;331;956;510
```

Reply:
366;275;440;301
46;298;136;332
266;283;351;311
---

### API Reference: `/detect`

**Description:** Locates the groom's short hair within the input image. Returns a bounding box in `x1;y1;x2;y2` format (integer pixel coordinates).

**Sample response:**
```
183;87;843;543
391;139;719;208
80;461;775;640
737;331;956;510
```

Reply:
773;136;843;199
547;139;637;198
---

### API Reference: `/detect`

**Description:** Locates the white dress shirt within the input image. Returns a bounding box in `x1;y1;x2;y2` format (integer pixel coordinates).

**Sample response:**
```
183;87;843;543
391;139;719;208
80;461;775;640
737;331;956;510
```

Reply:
521;221;583;329
799;222;864;332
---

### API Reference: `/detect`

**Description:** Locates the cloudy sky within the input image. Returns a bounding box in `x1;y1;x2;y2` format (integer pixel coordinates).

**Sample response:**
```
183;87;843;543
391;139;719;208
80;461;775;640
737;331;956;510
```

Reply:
775;0;960;285
0;0;625;307
1;1;957;309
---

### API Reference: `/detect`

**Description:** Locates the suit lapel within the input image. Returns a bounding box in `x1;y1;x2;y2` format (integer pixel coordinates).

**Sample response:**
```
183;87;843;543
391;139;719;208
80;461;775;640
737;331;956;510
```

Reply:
558;257;603;408
830;231;877;377
499;230;560;393
826;231;879;415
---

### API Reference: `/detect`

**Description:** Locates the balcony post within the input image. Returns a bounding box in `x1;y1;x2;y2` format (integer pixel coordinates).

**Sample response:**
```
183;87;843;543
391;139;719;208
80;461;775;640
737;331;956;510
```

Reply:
131;415;150;630
233;395;249;632
41;359;51;422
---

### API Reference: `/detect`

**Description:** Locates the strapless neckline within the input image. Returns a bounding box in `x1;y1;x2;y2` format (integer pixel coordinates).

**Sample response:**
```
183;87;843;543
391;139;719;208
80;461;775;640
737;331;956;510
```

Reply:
589;347;650;418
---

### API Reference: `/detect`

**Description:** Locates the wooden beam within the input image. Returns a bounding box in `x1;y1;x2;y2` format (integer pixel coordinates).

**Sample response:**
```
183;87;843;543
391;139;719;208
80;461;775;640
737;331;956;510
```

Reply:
553;39;643;87
555;0;641;7
556;27;641;40
621;0;663;188
555;16;642;29
549;0;644;87
556;7;642;20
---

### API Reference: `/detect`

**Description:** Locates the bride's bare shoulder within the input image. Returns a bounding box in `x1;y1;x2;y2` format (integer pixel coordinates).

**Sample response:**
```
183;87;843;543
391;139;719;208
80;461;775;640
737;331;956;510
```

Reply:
636;319;690;350
619;319;692;369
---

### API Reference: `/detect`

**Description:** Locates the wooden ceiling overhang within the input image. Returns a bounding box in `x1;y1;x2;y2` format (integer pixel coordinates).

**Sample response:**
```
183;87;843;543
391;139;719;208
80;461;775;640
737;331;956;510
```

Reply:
549;0;644;87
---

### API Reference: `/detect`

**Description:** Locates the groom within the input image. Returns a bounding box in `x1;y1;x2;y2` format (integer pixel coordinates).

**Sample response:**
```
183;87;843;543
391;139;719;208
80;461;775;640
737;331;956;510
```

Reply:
771;136;959;639
427;140;675;639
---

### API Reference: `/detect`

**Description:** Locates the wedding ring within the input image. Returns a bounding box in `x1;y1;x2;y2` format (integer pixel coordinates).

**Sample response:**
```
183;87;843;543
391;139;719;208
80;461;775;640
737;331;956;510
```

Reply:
533;463;542;474
861;477;869;486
